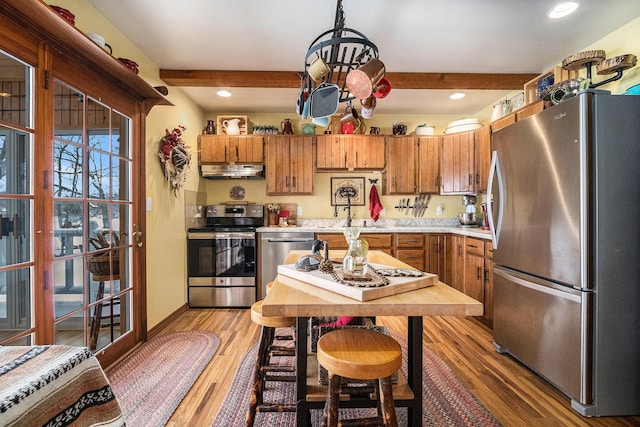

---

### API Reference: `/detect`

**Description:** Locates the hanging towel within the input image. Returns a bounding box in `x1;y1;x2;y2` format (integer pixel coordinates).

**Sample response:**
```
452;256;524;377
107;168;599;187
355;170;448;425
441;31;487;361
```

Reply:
369;184;384;222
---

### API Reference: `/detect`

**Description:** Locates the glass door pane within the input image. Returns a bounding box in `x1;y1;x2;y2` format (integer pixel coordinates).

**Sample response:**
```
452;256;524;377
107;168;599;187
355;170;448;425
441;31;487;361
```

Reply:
53;82;132;351
0;50;34;346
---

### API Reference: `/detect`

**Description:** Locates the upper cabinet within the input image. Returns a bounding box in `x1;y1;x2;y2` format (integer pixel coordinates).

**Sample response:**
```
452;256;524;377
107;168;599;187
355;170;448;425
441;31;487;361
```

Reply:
440;131;476;195
384;136;417;194
199;135;264;165
474;126;491;194
265;136;314;195
417;136;441;194
316;135;385;171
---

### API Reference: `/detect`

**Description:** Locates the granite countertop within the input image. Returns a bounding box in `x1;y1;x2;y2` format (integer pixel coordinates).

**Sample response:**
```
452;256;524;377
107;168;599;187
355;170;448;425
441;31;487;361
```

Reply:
257;218;492;240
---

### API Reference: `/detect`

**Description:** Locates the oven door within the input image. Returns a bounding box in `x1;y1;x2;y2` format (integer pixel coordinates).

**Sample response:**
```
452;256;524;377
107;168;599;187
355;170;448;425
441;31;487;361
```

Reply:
187;231;257;307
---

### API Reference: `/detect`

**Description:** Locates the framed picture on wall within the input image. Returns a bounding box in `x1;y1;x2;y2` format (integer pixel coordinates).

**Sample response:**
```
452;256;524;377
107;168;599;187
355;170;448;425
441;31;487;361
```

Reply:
330;177;365;206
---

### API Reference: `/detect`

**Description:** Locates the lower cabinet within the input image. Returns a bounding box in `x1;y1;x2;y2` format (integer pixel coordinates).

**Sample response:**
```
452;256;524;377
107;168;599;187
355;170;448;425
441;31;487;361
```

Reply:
426;234;448;284
483;241;494;328
393;233;425;271
449;235;465;292
315;233;392;255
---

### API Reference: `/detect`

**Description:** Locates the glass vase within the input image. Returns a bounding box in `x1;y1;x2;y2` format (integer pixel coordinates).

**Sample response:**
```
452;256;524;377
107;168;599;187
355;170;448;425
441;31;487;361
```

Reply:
343;238;368;277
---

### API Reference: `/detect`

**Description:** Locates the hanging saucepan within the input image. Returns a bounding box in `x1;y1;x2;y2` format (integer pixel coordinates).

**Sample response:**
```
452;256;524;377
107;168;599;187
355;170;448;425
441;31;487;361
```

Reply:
309;83;339;119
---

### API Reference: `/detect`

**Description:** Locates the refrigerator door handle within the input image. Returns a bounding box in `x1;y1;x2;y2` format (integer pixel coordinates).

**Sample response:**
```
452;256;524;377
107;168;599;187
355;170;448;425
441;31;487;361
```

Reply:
487;150;504;248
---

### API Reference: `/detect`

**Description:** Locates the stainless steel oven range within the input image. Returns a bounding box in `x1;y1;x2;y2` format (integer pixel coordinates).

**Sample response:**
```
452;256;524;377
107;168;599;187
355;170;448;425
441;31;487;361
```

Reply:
187;203;264;307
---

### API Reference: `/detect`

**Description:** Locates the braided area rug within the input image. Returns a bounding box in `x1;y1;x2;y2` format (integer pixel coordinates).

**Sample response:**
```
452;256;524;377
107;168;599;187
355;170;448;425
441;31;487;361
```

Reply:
212;328;501;426
106;331;220;426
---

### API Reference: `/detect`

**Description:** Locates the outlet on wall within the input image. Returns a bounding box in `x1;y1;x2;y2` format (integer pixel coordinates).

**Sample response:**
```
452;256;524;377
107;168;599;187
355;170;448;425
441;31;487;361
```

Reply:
436;204;443;216
297;206;303;216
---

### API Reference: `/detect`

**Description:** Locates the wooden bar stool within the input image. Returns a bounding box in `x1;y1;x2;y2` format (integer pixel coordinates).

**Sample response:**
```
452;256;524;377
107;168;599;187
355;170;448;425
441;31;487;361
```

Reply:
317;328;402;427
246;299;297;427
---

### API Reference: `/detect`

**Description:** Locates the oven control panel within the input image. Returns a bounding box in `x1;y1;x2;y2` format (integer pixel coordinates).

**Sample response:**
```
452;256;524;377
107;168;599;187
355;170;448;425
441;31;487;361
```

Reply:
206;204;264;218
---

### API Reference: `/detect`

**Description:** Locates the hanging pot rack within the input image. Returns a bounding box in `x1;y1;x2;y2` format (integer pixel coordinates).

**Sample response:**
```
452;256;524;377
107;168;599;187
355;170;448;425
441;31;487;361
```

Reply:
303;0;380;103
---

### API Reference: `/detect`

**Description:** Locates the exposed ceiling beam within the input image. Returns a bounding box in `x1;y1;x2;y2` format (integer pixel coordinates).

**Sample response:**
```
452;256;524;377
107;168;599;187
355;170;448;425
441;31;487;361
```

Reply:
159;69;539;90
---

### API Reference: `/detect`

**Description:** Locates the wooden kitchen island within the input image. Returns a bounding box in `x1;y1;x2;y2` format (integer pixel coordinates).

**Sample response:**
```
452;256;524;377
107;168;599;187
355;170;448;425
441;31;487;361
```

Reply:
261;250;483;426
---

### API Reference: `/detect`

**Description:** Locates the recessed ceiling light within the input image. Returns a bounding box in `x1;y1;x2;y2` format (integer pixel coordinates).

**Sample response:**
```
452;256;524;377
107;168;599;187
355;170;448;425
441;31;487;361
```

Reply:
548;2;580;19
217;90;232;97
450;92;466;100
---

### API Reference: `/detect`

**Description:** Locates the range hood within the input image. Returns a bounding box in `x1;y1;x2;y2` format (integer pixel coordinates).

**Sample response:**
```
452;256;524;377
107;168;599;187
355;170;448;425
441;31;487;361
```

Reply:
200;164;264;179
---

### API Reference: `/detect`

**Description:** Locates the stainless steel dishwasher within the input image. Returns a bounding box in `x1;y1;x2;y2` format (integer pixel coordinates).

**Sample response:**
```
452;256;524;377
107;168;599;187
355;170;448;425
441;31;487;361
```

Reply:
259;231;315;299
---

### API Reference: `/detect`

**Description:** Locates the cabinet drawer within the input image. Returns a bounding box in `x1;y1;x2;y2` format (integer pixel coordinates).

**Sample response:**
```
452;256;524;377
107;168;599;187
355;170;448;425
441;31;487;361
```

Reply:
395;249;425;271
360;233;392;249
394;233;425;248
465;237;485;256
315;233;348;249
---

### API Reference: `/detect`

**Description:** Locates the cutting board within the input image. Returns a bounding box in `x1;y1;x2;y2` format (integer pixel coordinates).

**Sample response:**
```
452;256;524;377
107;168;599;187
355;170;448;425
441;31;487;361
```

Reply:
277;263;437;301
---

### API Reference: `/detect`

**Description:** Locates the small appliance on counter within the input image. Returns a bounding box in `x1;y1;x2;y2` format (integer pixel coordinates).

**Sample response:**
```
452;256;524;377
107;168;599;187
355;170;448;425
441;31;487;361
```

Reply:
458;194;479;227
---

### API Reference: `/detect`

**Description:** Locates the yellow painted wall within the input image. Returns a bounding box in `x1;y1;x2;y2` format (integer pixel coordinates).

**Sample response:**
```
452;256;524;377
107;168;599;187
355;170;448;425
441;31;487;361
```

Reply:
43;2;640;329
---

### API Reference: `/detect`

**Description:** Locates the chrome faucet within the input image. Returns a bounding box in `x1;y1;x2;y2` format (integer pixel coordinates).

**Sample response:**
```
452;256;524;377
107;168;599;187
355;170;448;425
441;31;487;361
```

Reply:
335;186;356;228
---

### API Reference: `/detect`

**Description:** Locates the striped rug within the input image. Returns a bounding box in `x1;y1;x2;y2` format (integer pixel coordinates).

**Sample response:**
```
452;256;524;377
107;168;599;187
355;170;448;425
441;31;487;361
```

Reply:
107;330;220;426
212;328;501;426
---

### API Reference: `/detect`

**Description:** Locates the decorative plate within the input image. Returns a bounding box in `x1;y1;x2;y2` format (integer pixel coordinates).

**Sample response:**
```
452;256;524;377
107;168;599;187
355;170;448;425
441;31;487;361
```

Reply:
229;185;245;200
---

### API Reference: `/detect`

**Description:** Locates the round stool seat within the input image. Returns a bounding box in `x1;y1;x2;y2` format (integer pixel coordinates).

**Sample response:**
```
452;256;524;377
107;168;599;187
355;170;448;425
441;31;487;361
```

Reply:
251;300;296;328
317;328;402;380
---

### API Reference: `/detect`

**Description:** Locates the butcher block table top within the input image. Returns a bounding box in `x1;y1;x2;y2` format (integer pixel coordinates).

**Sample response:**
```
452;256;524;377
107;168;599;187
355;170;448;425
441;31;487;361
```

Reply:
261;250;483;318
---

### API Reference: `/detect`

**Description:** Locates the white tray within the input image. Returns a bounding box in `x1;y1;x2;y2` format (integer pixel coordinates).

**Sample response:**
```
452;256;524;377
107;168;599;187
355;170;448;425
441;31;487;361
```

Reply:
276;263;437;301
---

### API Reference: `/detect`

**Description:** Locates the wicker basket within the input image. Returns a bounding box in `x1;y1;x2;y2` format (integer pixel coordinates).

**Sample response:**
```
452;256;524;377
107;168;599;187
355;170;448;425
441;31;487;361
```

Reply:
88;251;119;276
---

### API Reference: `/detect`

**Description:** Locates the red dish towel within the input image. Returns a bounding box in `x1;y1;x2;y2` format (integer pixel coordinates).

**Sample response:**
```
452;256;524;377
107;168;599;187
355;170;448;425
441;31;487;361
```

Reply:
369;184;384;221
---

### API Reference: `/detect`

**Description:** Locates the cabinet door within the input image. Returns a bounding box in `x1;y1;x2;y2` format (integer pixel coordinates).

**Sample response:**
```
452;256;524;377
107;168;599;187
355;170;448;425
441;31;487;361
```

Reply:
316;135;347;170
316;233;348;249
417;136;441;193
265;136;291;194
199;135;229;164
465;253;485;304
427;234;447;282
396;250;425;271
289;136;314;194
385;136;416;194
449;235;465;291
483;241;494;326
441;131;475;194
354;135;385;170
474;126;491;194
360;233;392;250
233;135;264;164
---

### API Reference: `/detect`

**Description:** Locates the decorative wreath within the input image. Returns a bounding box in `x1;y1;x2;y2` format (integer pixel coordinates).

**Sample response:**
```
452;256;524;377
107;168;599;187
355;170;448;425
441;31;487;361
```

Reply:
158;125;191;196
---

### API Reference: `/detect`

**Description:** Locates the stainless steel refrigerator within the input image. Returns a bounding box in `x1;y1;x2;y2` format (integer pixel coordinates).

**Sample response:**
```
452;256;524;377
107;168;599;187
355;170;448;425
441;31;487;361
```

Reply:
488;90;640;416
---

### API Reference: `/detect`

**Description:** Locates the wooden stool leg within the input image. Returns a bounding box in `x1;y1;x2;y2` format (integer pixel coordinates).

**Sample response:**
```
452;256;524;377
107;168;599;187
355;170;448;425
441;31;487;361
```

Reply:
322;372;341;427
246;326;275;427
379;376;398;427
89;281;106;351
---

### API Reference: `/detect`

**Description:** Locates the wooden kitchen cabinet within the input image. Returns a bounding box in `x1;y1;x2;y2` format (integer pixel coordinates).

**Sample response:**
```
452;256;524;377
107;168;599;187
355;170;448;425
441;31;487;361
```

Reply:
316;233;392;255
490;113;516;133
393;233;425;271
417;136;441;193
384;136;417;194
265;135;314;195
426;234;448;284
474;125;491;194
440;131;476;195
464;237;485;305
449;234;465;292
316;135;385;171
515;99;544;121
199;135;264;164
483;240;494;328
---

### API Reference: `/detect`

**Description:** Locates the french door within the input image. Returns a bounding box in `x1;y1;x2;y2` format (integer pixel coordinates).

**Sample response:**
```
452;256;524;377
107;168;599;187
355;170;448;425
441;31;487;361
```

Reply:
0;45;144;361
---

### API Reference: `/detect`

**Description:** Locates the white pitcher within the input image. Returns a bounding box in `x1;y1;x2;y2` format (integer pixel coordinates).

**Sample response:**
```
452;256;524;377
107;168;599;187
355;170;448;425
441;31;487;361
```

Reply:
223;118;241;135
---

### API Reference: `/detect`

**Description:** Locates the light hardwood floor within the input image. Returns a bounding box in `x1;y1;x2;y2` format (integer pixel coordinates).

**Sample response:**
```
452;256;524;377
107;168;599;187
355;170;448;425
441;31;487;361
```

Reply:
158;309;640;426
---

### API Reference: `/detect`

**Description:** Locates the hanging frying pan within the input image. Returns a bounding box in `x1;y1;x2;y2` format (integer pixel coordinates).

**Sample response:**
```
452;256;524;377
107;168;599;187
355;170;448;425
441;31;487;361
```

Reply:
309;83;339;119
